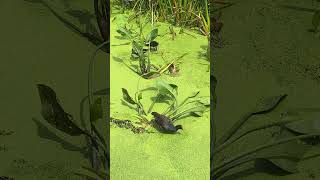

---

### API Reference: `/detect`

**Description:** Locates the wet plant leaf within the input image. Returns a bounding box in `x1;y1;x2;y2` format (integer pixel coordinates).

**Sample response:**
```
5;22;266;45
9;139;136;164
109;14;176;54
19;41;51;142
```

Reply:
155;79;178;99
37;84;87;136
121;88;137;105
146;28;158;42
116;27;134;40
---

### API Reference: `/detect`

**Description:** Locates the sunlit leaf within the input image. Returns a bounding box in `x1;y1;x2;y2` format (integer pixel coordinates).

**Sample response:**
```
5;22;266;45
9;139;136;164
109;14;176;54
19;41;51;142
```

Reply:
155;79;178;98
146;28;158;42
122;88;136;105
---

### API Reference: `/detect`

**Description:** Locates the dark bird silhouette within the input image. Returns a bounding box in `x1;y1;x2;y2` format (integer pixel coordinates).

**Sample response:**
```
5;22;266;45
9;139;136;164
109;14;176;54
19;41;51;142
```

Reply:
151;112;182;134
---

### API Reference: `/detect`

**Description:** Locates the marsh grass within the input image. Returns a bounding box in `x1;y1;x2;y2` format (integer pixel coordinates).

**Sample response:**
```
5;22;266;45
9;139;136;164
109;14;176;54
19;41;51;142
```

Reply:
114;0;210;36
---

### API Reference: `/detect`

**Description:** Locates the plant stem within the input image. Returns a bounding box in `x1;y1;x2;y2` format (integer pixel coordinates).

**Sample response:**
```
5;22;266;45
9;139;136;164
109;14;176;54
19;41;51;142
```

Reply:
88;40;109;170
147;91;160;114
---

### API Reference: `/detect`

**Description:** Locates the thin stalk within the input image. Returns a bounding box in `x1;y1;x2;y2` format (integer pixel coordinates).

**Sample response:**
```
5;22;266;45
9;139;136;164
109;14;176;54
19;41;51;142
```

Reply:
88;40;109;170
147;91;160;114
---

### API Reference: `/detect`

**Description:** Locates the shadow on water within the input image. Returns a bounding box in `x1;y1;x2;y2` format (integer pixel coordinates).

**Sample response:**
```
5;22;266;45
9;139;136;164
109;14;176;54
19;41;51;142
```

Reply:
219;159;292;180
32;118;89;158
23;0;107;52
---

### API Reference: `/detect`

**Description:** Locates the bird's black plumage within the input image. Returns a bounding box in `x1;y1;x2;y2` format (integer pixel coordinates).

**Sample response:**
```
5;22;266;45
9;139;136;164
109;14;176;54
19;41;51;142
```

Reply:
151;112;182;134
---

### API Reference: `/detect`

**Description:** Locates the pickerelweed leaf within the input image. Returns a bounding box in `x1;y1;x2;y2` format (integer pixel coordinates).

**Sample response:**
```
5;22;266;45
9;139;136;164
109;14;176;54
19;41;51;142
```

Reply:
155;79;178;98
36;84;88;136
312;10;320;31
122;88;137;105
146;28;158;42
256;128;310;173
282;109;320;134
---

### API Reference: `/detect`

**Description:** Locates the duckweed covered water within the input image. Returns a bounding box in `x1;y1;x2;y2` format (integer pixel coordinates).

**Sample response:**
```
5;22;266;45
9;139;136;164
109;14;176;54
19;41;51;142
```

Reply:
110;12;210;179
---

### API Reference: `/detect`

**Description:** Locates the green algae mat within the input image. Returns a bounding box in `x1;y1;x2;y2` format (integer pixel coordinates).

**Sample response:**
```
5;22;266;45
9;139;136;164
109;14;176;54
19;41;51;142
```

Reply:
110;12;210;179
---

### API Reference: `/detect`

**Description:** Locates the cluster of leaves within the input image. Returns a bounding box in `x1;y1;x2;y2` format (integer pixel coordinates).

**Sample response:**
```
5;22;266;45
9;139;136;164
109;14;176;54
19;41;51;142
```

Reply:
120;79;209;132
36;84;108;179
116;19;187;79
116;22;160;78
212;94;320;179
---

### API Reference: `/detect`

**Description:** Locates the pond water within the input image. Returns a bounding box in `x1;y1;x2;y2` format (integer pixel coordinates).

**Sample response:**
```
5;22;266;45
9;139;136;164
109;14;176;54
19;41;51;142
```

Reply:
110;10;210;180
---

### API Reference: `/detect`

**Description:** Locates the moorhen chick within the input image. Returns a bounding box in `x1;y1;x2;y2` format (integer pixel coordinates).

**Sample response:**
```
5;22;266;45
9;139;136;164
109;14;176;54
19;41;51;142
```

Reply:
151;112;182;134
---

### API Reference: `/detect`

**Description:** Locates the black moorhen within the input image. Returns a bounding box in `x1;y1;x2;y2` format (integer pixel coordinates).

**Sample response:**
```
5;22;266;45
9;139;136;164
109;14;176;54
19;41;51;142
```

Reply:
151;112;182;134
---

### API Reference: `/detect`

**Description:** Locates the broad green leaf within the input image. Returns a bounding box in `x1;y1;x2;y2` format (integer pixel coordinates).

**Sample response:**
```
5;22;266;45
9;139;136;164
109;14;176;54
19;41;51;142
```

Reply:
146;28;158;42
122;88;137;105
155;79;178;98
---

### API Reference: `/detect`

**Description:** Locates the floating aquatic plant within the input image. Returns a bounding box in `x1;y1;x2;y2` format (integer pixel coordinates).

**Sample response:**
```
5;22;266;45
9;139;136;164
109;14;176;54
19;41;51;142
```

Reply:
118;79;209;133
211;94;320;179
115;21;188;79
